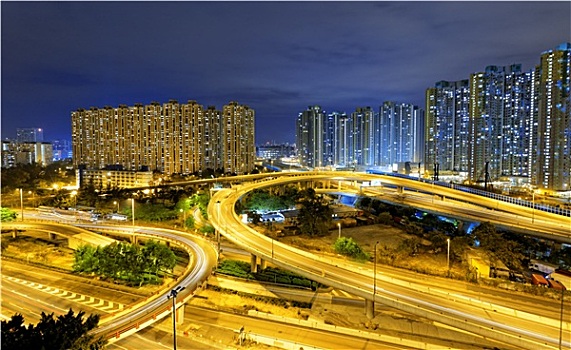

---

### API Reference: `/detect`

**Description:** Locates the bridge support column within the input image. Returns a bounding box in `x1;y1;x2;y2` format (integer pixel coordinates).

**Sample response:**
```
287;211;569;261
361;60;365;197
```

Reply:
175;304;185;324
130;235;138;245
48;232;56;240
260;258;267;270
365;299;375;319
397;186;404;194
250;254;258;273
12;229;18;238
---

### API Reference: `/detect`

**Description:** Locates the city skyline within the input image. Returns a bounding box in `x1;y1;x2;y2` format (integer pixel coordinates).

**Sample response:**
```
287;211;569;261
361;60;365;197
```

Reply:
2;2;569;143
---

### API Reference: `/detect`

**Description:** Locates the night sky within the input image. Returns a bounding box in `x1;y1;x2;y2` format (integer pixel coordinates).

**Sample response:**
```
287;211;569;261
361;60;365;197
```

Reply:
2;1;570;144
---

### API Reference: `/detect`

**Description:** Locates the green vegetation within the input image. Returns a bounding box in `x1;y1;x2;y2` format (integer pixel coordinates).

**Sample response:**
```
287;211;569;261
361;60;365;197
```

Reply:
241;187;297;213
216;259;323;290
73;240;177;286
334;237;370;261
1;309;105;350
1;207;17;222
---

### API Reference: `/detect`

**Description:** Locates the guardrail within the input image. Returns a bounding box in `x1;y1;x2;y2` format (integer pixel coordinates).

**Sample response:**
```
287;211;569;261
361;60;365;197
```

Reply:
366;170;571;217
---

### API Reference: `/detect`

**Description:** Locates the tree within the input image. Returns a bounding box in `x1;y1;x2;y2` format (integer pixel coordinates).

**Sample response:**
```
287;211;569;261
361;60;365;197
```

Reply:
73;245;99;274
1;309;105;350
1;207;17;222
334;237;370;260
142;240;177;276
472;222;524;270
297;188;333;236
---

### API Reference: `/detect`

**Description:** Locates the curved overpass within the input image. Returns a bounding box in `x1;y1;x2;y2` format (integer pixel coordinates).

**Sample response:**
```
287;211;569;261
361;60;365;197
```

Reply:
3;222;218;344
208;171;570;350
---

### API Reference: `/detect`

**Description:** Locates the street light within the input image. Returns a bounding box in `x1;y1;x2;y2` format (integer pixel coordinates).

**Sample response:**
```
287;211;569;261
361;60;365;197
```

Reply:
373;241;379;318
337;222;342;239
447;238;451;275
216;200;221;255
19;188;23;221
113;201;119;213
167;286;186;350
532;191;535;224
130;198;135;227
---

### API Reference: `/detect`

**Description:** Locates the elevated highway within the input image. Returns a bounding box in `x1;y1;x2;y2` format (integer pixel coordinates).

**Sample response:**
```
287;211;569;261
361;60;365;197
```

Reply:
208;171;570;350
2;222;218;344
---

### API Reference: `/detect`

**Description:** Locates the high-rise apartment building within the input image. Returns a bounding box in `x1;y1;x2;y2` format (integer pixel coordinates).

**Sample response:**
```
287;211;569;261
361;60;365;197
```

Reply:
296;103;423;169
533;43;571;191
351;107;378;167
426;43;570;191
221;102;256;175
17;128;44;143
468;65;532;182
425;80;470;175
71;100;255;176
380;102;424;166
296;106;326;168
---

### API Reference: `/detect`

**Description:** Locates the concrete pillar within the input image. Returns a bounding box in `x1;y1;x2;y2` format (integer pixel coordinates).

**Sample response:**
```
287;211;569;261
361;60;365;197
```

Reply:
365;299;374;319
250;254;258;273
397;186;404;193
260;258;267;270
48;232;56;240
12;229;18;238
175;304;185;324
130;235;138;245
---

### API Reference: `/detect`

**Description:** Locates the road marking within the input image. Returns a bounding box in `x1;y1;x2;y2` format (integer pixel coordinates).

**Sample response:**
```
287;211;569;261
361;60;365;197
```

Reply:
2;275;125;313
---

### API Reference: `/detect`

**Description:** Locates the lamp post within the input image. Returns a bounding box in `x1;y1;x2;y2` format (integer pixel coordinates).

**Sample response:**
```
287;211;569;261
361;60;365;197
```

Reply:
113;201;119;213
532;191;535;224
216;200;221;256
446;238;450;275
19;188;23;221
167;286;185;350
131;198;135;227
337;222;342;239
373;241;379;317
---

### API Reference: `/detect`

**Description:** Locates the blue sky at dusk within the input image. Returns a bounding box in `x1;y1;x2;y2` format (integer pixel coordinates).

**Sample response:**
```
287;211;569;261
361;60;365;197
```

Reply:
2;1;570;143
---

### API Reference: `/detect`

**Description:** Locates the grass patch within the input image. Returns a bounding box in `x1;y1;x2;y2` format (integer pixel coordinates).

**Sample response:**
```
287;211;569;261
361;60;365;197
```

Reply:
216;259;325;290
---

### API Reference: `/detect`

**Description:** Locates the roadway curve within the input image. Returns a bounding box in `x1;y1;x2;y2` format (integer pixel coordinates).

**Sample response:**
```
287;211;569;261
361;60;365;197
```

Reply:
208;171;570;350
2;222;218;344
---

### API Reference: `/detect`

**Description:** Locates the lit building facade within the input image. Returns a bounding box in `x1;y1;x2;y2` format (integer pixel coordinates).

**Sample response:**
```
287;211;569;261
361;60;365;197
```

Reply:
17;128;44;143
1;140;53;168
296;103;422;169
425;80;470;175
426;43;570;191
468;64;532;183
379;102;424;166
71;100;255;176
533;43;571;191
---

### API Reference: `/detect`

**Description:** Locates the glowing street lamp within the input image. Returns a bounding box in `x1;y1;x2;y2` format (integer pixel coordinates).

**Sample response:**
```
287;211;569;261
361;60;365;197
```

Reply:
447;238;451;275
130;198;135;227
19;188;24;221
337;222;342;239
373;241;379;318
113;201;119;213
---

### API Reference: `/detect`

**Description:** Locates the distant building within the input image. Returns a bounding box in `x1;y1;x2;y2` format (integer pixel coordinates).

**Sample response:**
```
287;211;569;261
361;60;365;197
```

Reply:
533;43;571;191
425;42;570;191
71;100;255;175
379;102;424;167
76;168;153;189
17;128;44;143
256;143;296;159
1;140;53;167
296;103;423;170
52;139;73;161
425;80;470;176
